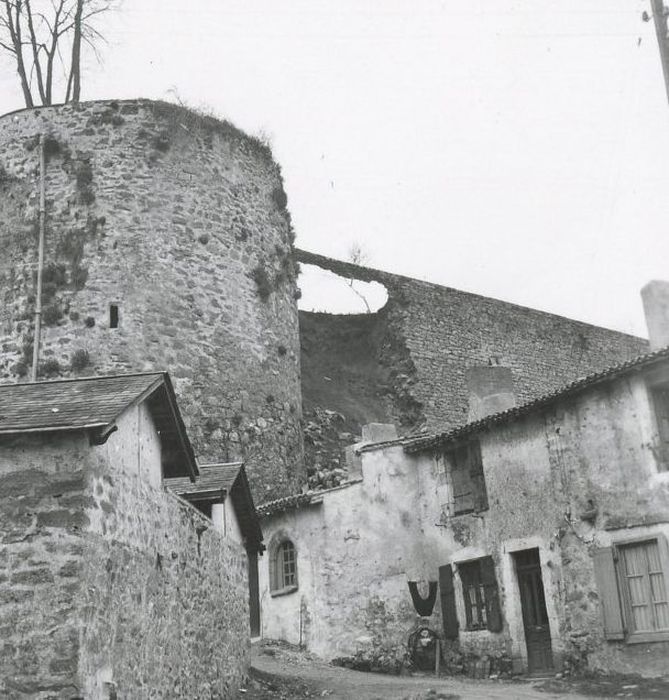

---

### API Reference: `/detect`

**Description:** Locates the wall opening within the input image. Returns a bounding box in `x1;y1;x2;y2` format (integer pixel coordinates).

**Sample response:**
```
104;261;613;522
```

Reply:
297;264;388;314
109;304;119;329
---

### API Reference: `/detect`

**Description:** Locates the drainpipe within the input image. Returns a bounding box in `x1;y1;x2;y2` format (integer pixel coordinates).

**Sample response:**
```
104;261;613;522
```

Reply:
31;134;46;382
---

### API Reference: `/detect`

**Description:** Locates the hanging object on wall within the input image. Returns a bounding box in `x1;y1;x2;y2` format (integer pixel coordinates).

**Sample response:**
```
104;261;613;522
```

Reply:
408;625;439;671
408;580;438;616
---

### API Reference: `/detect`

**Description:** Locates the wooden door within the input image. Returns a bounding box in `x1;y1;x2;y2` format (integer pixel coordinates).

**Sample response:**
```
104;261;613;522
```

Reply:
513;549;553;673
248;550;260;637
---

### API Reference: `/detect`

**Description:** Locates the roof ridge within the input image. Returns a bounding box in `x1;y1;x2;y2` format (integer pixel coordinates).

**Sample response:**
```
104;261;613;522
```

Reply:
0;370;167;387
403;345;669;454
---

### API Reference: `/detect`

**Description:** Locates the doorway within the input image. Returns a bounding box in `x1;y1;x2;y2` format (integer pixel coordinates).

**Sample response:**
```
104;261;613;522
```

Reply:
513;548;553;673
248;549;260;637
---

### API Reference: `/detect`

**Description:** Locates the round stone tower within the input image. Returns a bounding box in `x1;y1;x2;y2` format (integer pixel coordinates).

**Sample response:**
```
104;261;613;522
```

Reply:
0;99;304;500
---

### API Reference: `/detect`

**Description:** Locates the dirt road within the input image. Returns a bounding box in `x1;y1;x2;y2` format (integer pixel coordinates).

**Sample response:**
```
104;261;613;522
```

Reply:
245;645;588;700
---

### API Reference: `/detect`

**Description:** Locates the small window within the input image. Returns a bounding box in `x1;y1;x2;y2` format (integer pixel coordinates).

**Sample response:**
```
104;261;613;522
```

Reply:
270;536;298;595
619;540;669;635
109;304;119;329
441;440;488;516
650;385;669;471
457;556;503;632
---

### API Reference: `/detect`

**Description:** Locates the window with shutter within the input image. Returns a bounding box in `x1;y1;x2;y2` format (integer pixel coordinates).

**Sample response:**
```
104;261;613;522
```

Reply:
619;540;669;636
593;536;669;643
439;564;459;639
442;440;488;516
458;556;503;632
592;547;625;640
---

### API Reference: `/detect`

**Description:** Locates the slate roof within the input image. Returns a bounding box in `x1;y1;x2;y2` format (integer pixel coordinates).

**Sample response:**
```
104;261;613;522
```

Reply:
0;372;197;479
168;462;243;497
403;345;669;454
0;373;162;433
167;462;264;552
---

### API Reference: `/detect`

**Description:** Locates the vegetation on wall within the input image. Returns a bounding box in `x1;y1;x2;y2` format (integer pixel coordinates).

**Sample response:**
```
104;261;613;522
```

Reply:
251;264;272;301
70;348;90;371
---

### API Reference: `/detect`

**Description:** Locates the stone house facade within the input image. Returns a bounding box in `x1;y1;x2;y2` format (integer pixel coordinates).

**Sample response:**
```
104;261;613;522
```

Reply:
0;372;260;699
258;282;669;679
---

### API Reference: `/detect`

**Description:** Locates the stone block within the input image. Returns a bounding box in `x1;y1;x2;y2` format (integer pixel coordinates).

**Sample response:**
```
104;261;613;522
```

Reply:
361;423;398;443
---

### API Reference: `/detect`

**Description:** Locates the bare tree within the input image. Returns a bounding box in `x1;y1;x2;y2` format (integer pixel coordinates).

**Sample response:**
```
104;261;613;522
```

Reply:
0;0;113;108
347;242;372;313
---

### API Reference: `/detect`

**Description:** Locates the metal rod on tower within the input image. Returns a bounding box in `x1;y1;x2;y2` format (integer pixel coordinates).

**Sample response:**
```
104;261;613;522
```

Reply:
650;0;669;103
31;134;46;382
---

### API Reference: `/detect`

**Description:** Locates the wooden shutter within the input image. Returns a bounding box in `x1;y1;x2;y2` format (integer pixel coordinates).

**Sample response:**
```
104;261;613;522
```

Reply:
468;441;488;512
439;564;459;640
592;547;625;640
480;556;503;633
652;387;669;467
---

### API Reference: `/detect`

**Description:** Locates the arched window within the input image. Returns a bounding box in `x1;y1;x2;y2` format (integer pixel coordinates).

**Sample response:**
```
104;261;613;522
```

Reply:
270;535;298;595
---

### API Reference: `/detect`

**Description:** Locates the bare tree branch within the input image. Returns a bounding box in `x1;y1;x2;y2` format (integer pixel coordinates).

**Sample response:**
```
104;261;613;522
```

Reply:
0;0;114;107
24;0;48;103
2;0;35;107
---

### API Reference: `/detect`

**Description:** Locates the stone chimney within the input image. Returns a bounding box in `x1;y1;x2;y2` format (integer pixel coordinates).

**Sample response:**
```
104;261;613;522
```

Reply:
345;423;398;478
466;366;516;422
642;280;669;351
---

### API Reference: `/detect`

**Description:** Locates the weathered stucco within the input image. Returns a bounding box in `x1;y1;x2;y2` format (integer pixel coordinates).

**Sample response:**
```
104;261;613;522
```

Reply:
0;99;304;501
260;446;448;664
261;359;669;678
0;401;251;698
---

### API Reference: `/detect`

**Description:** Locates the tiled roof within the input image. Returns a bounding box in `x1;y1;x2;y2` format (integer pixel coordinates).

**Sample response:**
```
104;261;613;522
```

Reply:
257;479;363;517
168;462;243;497
404;345;669;454
0;372;164;433
166;462;264;552
257;492;313;517
0;372;197;479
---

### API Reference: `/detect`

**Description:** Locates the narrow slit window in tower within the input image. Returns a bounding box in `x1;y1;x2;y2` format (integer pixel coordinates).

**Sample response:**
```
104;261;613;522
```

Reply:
109;304;119;329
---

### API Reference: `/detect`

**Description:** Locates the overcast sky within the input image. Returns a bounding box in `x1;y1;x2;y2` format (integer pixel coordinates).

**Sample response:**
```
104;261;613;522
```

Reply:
1;1;668;336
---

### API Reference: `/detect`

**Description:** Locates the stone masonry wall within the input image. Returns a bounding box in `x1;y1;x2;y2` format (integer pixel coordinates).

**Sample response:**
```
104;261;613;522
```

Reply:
0;433;89;699
0;413;251;697
0;100;304;502
297;250;649;436
80;447;249;699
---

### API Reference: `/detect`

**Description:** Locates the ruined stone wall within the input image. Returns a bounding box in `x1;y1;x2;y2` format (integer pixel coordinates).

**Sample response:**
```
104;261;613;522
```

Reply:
0;433;90;699
0;100;304;501
297;250;648;436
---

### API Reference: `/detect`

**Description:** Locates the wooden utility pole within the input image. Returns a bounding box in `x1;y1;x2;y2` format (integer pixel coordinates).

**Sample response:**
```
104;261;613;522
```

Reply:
31;135;46;382
650;0;669;103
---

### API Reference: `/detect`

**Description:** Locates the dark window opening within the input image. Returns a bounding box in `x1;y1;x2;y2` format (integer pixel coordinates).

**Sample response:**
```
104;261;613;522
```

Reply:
458;556;503;632
442;440;488;515
109;304;119;329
